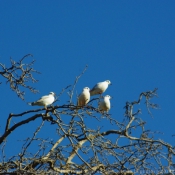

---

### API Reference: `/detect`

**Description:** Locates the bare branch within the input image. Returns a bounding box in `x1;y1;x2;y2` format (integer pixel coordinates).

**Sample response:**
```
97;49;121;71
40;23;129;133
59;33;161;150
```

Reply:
1;68;174;174
68;65;88;104
0;54;40;100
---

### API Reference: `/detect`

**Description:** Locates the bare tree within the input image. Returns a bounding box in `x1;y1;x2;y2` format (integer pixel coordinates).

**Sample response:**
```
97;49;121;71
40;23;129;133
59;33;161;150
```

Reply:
0;56;174;175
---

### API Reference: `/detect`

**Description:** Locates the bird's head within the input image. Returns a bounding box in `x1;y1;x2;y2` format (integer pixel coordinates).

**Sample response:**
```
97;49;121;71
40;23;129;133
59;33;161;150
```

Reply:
105;80;112;85
104;95;112;99
49;92;55;96
83;87;90;91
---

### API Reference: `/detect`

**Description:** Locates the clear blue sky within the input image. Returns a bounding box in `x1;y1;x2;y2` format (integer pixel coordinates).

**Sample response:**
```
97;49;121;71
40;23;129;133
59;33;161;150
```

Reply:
0;1;175;160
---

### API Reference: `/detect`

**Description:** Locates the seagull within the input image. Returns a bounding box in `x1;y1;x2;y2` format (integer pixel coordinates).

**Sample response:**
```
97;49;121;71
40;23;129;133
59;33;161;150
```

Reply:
99;95;111;113
90;80;111;96
77;87;90;107
28;92;55;109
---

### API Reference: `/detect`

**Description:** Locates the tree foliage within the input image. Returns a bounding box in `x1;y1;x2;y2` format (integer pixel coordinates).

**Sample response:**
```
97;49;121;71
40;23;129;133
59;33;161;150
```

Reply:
0;55;174;175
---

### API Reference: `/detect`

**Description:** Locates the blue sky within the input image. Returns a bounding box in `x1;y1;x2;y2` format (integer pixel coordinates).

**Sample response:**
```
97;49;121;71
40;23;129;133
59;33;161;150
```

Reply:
0;1;175;163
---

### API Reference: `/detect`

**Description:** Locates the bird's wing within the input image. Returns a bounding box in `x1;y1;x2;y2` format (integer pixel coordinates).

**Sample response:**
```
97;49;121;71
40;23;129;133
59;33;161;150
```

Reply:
28;94;54;107
90;82;104;96
36;95;50;102
91;82;101;91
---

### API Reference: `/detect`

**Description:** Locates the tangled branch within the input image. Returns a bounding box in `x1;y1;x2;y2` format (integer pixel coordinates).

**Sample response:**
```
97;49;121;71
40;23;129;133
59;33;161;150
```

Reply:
0;54;39;99
0;87;175;174
0;62;174;174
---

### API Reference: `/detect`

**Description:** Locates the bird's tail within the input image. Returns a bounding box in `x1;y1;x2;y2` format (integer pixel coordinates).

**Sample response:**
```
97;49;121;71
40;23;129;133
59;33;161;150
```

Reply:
28;102;34;106
90;91;95;96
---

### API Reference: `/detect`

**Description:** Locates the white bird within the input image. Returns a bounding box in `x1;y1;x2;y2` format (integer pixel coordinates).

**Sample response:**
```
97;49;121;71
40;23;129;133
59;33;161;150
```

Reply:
90;80;111;96
99;95;111;112
28;92;55;109
77;87;90;107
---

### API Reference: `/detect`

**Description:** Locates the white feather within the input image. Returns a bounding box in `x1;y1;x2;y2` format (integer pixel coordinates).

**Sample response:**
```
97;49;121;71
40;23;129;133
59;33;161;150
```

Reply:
78;87;90;106
90;80;111;96
28;92;55;108
99;95;111;112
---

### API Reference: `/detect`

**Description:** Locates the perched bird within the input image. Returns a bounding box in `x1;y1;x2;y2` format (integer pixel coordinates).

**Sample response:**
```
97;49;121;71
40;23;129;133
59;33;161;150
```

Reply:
77;87;90;107
77;87;90;106
28;92;55;109
90;80;111;96
99;95;111;112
